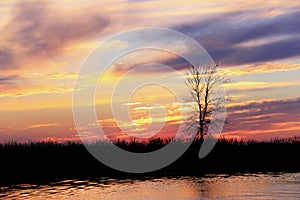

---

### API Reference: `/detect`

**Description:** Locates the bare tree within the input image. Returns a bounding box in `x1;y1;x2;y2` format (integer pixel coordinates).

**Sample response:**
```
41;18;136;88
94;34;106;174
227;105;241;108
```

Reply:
185;64;229;141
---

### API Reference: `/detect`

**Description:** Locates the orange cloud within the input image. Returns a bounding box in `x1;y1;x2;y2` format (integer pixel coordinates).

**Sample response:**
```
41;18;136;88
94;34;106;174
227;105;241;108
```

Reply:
221;62;300;77
27;123;60;129
225;80;300;94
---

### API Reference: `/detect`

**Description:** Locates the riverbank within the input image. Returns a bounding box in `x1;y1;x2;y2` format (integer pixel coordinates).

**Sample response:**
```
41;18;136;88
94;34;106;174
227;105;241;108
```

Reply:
1;137;299;186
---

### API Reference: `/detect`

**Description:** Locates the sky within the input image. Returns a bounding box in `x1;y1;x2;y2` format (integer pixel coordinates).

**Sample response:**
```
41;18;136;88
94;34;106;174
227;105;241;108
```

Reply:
0;0;300;142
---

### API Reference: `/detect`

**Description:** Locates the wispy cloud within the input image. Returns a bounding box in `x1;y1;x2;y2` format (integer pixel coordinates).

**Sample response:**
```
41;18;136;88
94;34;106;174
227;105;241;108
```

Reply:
221;62;300;77
225;80;300;93
27;123;60;129
0;1;110;70
224;98;300;139
122;102;142;106
173;10;300;66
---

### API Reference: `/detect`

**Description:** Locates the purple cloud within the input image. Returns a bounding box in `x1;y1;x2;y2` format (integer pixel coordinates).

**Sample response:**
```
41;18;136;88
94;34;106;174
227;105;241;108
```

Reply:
173;10;300;66
0;1;110;69
224;98;300;139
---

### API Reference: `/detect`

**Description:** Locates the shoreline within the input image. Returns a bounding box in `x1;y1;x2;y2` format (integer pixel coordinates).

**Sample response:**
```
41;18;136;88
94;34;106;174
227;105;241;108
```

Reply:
1;137;299;186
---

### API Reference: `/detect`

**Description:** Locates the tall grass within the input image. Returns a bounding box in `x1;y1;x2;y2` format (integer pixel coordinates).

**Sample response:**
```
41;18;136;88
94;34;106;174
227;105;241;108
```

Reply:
0;136;299;185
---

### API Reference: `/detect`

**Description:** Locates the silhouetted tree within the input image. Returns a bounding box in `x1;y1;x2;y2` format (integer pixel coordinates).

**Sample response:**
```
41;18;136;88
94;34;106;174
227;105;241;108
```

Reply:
185;64;229;141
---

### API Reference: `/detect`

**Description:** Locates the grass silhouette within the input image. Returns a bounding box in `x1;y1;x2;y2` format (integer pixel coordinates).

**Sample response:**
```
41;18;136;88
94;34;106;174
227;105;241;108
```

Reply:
0;136;299;185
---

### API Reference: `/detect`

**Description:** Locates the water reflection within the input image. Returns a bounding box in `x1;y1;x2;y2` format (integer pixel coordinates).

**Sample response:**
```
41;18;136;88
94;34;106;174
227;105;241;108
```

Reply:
1;173;299;200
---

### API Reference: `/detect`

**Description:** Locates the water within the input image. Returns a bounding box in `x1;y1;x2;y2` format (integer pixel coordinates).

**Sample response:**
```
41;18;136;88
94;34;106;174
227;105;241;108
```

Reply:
1;173;299;200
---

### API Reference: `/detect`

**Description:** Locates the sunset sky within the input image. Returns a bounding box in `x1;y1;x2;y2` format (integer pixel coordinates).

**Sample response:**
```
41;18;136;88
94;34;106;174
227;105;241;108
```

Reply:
0;0;300;142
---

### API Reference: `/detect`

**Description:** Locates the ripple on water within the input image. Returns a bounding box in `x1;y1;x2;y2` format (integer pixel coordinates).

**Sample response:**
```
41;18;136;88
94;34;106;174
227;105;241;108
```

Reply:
1;173;299;200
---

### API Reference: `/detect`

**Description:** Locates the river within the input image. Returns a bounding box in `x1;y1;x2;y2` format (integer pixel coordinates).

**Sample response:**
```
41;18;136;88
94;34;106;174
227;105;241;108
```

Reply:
1;173;299;199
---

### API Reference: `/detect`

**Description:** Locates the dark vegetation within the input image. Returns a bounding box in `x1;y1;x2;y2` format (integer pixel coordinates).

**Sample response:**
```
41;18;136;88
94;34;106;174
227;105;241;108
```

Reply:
0;136;299;186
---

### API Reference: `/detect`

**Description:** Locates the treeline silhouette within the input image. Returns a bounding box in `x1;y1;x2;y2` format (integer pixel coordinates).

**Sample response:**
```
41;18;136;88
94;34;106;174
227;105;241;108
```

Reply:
0;136;299;185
